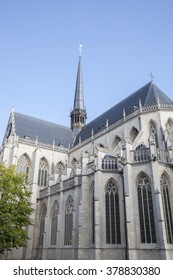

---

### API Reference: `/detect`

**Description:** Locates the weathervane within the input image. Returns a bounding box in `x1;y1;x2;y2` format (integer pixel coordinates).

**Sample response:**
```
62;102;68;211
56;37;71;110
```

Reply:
148;71;155;82
78;44;83;57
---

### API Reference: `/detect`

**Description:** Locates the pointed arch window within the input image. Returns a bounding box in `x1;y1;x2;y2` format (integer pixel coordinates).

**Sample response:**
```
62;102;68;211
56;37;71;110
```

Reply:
137;173;156;243
17;154;30;181
150;121;159;148
39;204;47;246
50;200;59;246
90;182;95;244
38;158;48;187
160;174;173;244
70;158;78;177
56;162;65;175
166;119;173;144
105;179;121;244
64;195;74;246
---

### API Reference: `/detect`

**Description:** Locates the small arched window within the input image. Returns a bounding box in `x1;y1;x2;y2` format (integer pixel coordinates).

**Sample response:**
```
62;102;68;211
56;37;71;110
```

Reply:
56;162;65;175
137;172;156;243
38;158;49;187
64;195;74;246
160;174;173;244
149;121;159;148
50;200;59;246
166;119;173;144
105;179;121;244
17;154;30;180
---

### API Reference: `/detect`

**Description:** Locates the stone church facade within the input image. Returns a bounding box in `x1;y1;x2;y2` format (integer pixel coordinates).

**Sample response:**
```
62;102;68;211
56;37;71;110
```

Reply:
0;55;173;260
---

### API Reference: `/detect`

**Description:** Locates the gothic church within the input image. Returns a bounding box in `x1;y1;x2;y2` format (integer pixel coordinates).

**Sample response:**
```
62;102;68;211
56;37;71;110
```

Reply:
0;54;173;260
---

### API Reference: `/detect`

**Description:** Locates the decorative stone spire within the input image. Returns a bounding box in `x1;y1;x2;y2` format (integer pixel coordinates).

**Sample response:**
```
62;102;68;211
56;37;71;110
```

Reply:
71;45;87;136
73;55;84;111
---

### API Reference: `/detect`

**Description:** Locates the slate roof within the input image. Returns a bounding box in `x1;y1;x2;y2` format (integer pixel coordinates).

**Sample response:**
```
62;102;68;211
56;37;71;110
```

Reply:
74;82;172;145
13;82;172;148
15;113;74;148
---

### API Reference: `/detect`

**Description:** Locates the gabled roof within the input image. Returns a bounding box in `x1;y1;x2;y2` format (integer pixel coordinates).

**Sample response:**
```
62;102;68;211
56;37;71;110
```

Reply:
14;113;74;148
74;82;172;145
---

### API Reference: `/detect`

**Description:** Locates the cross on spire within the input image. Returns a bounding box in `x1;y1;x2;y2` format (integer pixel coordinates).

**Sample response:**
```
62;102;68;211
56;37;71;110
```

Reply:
148;71;155;82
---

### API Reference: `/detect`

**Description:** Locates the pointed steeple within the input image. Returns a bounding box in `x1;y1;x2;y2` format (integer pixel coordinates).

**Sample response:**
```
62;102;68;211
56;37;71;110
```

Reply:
71;46;87;136
73;55;85;110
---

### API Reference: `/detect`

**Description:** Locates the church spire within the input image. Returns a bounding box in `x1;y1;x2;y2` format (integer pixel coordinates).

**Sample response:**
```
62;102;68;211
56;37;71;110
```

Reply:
71;45;87;136
73;51;84;111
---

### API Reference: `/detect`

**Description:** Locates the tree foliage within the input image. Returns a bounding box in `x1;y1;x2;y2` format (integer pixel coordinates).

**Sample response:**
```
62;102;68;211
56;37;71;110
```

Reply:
0;163;34;253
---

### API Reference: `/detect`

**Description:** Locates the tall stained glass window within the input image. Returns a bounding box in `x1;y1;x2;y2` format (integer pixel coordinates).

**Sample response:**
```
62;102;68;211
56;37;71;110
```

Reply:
137;173;156;243
105;179;121;244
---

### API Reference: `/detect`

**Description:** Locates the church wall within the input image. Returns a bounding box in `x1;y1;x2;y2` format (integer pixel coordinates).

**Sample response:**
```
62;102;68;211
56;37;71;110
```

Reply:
125;160;173;259
34;181;81;260
1;103;173;260
66;109;173;259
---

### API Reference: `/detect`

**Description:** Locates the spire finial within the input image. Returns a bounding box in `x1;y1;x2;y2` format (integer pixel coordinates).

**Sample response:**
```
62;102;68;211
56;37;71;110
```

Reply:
148;71;155;82
78;44;83;57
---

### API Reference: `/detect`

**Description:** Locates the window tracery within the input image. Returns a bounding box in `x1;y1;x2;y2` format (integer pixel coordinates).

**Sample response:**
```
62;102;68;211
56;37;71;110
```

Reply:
166;119;173;144
137;173;156;243
17;154;30;180
38;158;49;187
149;121;159;148
64;195;74;246
50;200;59;246
134;144;150;162
105;179;121;244
160;174;173;244
55;162;65;175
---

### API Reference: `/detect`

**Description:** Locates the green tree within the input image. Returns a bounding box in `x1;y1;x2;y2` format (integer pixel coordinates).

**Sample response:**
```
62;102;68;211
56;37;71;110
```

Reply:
0;163;34;255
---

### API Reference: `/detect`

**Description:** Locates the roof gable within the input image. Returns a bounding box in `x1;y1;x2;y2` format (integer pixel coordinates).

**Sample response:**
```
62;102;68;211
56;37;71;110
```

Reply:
145;83;172;106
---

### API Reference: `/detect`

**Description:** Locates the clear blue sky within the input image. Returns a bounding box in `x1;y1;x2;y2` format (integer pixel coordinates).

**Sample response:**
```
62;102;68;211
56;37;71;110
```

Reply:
0;0;173;144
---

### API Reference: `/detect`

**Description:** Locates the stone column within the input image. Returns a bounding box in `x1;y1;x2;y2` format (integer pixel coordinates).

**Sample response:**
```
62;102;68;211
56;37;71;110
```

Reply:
58;179;64;259
78;152;90;259
150;141;167;259
92;150;103;260
72;179;80;259
122;142;138;260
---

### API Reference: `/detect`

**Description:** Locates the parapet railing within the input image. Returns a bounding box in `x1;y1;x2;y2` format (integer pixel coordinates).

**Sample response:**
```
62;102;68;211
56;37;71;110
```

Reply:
131;148;170;164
